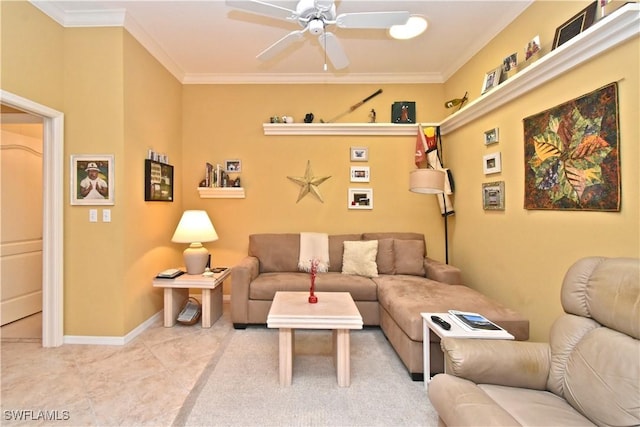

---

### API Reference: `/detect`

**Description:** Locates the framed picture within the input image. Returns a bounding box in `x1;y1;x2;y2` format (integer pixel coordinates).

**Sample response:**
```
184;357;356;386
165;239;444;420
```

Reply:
350;166;370;183
482;181;505;210
483;152;502;175
481;66;502;94
391;101;416;123
70;154;114;205
348;188;373;210
484;128;499;145
225;159;242;172
350;146;368;162
525;35;541;61
502;52;517;73
552;1;597;50
144;159;174;202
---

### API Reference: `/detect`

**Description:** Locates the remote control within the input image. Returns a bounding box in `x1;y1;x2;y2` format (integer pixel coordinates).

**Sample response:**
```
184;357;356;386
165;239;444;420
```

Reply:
431;315;451;330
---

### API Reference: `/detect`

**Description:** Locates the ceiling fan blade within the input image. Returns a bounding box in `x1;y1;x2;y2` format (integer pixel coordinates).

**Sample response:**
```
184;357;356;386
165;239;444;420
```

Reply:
225;0;298;22
318;32;349;70
257;30;305;61
335;11;410;29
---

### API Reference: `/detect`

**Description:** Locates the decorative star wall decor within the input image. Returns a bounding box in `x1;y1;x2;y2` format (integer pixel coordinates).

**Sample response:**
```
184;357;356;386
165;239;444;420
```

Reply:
287;160;331;203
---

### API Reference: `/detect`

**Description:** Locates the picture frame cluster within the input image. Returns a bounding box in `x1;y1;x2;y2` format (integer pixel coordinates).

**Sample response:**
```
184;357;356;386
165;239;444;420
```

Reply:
348;146;373;210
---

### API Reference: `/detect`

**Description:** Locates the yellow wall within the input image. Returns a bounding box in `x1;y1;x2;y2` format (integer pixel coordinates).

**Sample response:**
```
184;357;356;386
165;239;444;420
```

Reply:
181;84;449;286
443;1;640;341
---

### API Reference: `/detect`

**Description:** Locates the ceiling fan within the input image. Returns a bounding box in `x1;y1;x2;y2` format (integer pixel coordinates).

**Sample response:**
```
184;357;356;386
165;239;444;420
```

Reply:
226;0;410;70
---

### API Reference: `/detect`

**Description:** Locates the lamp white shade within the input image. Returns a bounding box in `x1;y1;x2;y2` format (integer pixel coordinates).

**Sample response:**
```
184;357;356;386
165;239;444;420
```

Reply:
409;169;446;194
171;210;218;274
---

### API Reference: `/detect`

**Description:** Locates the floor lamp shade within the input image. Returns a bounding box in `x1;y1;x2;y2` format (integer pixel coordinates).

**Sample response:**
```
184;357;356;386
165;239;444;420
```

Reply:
171;210;218;274
409;169;445;194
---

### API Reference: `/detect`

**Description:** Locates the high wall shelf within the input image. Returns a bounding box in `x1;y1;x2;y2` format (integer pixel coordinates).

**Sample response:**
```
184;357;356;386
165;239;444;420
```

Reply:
197;187;245;199
262;3;638;138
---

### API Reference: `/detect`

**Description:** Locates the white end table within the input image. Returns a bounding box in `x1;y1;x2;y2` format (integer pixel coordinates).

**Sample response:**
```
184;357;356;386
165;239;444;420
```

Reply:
422;312;514;389
152;269;230;328
267;291;363;387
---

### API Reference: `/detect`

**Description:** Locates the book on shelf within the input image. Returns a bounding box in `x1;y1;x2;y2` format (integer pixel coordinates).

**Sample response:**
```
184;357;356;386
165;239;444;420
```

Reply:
447;310;503;331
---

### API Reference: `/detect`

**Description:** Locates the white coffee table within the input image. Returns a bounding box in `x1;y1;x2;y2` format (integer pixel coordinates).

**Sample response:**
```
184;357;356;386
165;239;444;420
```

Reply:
267;291;363;387
422;312;514;389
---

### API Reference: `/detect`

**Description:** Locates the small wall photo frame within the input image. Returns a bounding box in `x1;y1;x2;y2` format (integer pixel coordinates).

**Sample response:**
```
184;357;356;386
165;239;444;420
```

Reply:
350;166;370;183
483;152;502;175
481;66;502;95
225;159;242;172
70;154;114;205
350;146;368;162
552;1;597;50
484;128;499;145
482;181;505;210
348;188;373;210
144;159;174;202
525;35;541;61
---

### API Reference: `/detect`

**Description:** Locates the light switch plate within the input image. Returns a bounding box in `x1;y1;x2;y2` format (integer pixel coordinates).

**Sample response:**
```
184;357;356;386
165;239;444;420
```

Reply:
102;209;111;222
89;209;98;222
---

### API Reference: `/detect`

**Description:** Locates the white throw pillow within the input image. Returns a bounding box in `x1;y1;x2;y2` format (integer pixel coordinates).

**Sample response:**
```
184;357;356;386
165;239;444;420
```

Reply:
341;240;379;277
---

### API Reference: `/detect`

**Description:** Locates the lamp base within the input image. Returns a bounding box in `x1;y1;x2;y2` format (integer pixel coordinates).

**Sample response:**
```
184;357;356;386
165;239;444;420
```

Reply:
183;243;209;275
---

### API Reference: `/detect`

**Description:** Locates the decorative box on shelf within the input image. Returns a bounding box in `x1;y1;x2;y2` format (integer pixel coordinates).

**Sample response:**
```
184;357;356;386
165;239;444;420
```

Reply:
197;187;245;199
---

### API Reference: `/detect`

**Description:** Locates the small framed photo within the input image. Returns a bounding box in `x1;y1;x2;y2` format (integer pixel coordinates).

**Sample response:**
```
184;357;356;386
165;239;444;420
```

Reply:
70;154;114;205
525;35;541;61
482;181;505;210
225;159;242;172
144;159;174;202
502;52;518;73
483;152;502;175
484;128;499;145
350;166;370;183
391;101;416;123
350;146;368;162
552;1;597;50
348;188;373;210
481;66;502;94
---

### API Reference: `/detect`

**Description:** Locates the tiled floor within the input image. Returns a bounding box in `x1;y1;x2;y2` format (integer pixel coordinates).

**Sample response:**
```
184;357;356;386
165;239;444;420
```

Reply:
1;304;233;426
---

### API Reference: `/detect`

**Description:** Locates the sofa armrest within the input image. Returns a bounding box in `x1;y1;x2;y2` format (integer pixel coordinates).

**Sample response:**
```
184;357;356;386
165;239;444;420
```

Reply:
424;257;462;285
441;337;551;390
230;256;259;326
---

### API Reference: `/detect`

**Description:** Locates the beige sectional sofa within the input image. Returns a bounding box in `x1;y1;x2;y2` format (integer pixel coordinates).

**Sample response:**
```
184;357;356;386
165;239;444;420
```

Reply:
231;232;529;379
428;257;640;426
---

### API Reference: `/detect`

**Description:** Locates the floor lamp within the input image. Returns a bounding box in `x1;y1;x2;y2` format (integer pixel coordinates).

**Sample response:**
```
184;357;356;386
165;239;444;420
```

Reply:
409;169;449;264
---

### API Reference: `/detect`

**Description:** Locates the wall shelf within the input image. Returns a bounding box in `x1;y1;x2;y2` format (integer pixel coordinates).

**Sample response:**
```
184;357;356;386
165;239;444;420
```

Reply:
197;187;245;199
260;4;638;138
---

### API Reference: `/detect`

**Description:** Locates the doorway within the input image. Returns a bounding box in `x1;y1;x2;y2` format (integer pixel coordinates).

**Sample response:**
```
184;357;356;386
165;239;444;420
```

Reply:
0;90;64;347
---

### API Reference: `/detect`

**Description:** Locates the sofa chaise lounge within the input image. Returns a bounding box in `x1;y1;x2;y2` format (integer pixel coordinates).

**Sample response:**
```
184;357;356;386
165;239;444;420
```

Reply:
231;232;529;379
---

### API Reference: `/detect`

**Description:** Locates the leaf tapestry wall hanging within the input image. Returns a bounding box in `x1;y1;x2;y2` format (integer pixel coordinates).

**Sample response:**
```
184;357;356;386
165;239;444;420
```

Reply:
523;82;620;211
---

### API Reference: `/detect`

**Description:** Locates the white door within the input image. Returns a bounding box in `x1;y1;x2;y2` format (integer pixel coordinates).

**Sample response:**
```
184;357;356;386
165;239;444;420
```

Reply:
1;120;44;325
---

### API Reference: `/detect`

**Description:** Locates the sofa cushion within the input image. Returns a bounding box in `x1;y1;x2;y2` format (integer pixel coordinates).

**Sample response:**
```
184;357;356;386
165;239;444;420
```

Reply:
375;275;529;342
376;238;395;275
394;239;425;276
249;233;299;273
342;240;379;277
249;271;378;301
328;234;362;272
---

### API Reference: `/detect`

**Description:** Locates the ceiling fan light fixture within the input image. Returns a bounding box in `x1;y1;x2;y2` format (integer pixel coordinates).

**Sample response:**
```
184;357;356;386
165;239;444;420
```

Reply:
389;15;427;40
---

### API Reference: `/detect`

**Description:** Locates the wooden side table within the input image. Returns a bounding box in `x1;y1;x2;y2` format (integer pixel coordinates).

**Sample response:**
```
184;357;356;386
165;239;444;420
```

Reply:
421;312;514;389
152;269;230;328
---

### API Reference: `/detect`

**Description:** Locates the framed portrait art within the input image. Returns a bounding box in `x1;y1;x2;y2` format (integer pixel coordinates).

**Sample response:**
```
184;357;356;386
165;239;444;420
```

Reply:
552;1;597;50
144;159;174;202
348;188;373;210
481;67;502;95
70;154;114;205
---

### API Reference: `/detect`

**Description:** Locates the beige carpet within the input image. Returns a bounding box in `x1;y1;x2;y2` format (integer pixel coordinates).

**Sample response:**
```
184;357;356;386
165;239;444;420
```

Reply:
175;327;438;426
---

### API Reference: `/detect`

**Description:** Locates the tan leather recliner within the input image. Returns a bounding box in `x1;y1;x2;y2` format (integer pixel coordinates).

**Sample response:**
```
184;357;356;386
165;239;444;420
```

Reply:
428;257;640;426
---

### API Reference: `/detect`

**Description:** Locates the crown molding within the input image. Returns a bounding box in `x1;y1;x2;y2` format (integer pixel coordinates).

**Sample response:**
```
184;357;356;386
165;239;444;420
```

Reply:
31;1;125;27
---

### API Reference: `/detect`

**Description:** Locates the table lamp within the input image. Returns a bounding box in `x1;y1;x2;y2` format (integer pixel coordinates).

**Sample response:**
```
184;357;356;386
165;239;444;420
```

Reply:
171;210;218;274
409;168;450;264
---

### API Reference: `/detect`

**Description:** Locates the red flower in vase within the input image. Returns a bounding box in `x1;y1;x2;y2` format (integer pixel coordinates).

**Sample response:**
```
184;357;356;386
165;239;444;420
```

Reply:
309;259;319;303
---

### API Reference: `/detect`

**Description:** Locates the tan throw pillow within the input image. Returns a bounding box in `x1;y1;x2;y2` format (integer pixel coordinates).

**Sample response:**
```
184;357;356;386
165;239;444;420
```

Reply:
342;240;379;277
394;239;425;276
375;238;395;274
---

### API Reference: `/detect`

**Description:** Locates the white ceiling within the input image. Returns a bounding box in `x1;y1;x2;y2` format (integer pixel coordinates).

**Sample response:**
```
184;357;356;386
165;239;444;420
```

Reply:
31;0;532;84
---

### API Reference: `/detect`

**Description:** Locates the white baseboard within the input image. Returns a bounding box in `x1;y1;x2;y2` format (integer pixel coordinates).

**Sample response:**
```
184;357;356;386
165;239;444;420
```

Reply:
63;310;163;346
